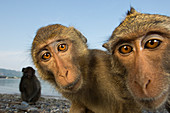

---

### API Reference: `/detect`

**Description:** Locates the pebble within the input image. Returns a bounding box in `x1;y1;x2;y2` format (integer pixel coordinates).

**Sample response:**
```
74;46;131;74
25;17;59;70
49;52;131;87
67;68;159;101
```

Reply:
0;94;71;113
0;94;169;113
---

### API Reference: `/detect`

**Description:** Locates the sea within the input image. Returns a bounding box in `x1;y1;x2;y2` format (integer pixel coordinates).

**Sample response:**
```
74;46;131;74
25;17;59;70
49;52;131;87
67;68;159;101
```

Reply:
0;79;168;113
0;78;61;97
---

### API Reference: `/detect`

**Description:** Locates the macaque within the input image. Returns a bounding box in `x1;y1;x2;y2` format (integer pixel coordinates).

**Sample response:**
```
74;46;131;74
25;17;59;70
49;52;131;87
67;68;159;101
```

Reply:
31;24;141;113
19;66;41;103
103;7;170;112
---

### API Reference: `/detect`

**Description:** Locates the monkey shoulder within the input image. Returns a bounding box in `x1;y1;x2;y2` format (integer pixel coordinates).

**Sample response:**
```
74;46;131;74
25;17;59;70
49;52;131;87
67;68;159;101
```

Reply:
88;49;113;77
89;49;111;62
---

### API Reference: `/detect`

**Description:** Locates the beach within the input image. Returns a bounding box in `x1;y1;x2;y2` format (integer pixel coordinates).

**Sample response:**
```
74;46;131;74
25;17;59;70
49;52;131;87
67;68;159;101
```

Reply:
0;93;71;113
1;93;169;113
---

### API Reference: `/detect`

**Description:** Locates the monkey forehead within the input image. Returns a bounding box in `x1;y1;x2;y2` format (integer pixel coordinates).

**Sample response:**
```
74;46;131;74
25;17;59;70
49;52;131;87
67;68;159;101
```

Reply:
115;14;169;38
106;11;170;47
33;26;74;43
32;25;84;49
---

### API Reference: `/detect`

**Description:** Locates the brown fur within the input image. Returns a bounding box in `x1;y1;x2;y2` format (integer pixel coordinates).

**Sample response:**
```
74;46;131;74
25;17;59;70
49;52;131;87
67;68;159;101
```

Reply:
19;66;41;103
103;7;170;112
31;24;141;113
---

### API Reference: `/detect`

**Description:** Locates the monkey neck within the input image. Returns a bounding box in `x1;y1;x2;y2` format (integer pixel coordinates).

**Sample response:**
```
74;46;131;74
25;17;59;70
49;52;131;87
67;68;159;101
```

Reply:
63;49;138;112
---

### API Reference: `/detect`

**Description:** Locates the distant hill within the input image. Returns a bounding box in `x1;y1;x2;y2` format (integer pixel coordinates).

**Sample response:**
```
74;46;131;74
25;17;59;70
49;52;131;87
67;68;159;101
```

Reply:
0;68;22;78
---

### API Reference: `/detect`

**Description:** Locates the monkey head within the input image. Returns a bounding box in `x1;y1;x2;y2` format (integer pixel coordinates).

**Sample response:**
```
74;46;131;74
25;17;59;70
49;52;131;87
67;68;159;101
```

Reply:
22;66;35;78
31;24;88;93
103;8;170;110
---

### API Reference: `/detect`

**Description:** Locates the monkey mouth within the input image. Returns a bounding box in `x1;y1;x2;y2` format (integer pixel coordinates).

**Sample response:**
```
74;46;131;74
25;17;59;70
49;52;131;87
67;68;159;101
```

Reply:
137;90;169;109
62;75;81;91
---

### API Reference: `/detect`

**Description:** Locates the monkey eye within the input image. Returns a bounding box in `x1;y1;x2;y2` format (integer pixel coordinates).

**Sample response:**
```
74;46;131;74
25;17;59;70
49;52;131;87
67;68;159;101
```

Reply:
58;44;68;51
144;39;162;49
118;45;133;54
41;52;51;60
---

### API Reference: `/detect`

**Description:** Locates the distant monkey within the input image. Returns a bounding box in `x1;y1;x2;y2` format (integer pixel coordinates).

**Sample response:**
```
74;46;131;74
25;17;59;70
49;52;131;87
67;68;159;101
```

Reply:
103;7;170;112
31;24;141;113
19;66;41;103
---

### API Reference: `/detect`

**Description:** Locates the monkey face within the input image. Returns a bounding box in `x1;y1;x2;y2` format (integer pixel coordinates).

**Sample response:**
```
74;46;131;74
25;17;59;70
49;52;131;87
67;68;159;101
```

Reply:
114;33;170;109
39;39;83;92
103;8;170;110
31;25;88;93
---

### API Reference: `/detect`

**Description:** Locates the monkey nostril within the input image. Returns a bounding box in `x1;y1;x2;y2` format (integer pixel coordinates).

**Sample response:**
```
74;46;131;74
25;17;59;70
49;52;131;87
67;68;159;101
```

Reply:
59;71;68;78
65;71;68;77
145;80;151;89
134;80;151;89
59;74;65;77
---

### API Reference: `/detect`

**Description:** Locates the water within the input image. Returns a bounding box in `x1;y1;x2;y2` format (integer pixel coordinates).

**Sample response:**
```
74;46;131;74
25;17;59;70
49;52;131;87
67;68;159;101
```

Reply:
0;78;61;97
0;79;168;113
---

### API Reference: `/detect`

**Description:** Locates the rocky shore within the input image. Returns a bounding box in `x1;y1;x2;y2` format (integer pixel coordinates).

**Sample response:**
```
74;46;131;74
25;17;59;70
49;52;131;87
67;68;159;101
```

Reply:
0;93;169;113
0;93;71;113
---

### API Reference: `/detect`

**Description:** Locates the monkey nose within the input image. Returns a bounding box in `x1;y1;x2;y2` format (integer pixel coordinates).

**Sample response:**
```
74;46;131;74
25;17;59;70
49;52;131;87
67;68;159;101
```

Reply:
134;79;151;96
59;71;68;78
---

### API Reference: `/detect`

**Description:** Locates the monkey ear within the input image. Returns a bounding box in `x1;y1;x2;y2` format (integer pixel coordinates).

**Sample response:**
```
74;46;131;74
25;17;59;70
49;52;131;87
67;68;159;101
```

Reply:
80;35;87;43
74;28;87;43
22;68;25;72
102;43;109;49
127;7;138;15
69;27;87;43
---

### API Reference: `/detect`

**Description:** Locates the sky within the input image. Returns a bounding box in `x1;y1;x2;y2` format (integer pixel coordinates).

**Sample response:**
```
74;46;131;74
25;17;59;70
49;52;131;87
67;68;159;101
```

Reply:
0;0;170;71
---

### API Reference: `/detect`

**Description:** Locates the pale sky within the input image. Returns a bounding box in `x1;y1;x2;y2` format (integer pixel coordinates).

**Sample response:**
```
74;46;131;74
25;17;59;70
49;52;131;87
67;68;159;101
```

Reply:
0;0;170;71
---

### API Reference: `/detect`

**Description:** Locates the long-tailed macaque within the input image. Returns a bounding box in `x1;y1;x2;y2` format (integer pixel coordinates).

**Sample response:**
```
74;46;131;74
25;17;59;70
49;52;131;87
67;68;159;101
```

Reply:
103;8;170;112
19;66;41;103
31;24;141;113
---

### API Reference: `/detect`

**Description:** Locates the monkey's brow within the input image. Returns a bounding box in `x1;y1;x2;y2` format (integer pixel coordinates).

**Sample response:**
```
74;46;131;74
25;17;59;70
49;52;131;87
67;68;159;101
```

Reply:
111;38;134;48
36;39;70;55
36;48;48;56
110;38;134;54
44;39;68;47
55;39;65;42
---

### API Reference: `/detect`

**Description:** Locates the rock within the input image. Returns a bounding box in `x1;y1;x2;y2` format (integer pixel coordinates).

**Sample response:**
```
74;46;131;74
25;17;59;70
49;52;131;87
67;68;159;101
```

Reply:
0;94;71;113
